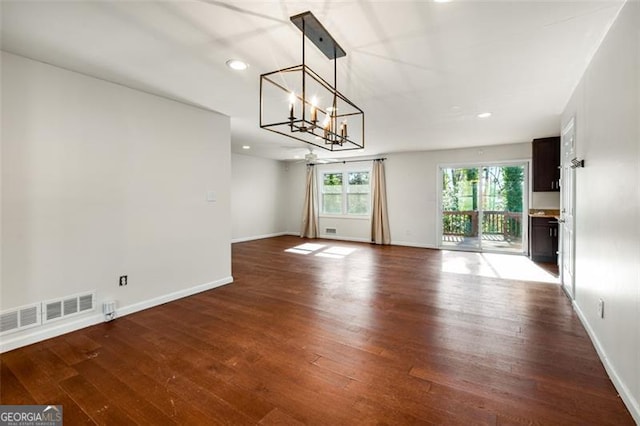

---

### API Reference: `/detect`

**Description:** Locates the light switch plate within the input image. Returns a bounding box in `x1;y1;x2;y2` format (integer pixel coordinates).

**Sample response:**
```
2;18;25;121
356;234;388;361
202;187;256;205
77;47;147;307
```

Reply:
207;191;216;202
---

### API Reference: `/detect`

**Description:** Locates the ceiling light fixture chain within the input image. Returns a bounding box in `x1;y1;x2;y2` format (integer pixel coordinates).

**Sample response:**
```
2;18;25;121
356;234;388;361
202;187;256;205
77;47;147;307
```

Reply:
260;11;364;152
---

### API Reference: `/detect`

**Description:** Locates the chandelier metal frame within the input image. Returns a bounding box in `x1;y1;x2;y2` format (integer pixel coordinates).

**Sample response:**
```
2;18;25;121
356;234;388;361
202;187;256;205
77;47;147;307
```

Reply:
259;11;365;152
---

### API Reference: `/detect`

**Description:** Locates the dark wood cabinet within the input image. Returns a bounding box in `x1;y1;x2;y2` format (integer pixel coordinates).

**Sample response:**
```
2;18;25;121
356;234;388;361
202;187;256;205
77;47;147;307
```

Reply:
532;137;560;191
530;217;558;263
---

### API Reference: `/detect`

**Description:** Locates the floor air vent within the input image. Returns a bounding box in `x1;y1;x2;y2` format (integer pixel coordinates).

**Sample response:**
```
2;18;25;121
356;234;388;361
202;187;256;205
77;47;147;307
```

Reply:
325;228;337;235
0;304;41;335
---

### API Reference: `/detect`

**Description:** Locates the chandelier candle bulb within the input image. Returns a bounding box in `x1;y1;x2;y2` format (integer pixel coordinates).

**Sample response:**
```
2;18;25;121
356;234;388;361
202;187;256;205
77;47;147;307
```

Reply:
311;96;318;123
289;92;295;119
322;116;328;136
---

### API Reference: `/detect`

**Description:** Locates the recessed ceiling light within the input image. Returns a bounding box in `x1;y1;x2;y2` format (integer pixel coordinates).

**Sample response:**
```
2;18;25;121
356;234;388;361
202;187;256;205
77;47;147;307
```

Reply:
477;112;492;119
434;0;451;3
242;145;251;150
226;59;248;71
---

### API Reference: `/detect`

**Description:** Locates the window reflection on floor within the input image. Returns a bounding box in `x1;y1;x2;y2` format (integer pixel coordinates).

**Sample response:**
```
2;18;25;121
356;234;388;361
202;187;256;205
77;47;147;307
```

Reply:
284;243;326;255
285;243;557;283
441;251;559;284
285;243;357;259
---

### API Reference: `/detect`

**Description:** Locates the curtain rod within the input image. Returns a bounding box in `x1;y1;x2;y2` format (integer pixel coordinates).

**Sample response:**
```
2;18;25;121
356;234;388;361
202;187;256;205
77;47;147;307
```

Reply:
309;157;386;166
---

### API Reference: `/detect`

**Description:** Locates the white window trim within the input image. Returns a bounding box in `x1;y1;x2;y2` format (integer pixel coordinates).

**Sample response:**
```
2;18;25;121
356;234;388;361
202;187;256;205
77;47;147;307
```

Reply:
317;164;372;218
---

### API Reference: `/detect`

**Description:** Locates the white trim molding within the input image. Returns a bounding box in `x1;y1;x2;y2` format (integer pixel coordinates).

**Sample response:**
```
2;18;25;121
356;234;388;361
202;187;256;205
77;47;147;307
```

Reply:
0;277;233;353
573;301;640;423
232;232;291;243
391;241;438;250
318;235;370;243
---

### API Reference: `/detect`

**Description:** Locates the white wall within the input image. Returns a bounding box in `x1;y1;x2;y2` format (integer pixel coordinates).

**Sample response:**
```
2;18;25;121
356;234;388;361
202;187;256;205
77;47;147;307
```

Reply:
231;153;288;242
561;1;639;421
386;143;531;248
531;192;560;209
283;143;532;247
1;52;232;351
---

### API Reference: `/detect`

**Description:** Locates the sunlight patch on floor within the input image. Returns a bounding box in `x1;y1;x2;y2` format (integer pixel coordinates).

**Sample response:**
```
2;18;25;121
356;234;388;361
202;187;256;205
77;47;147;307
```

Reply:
285;243;327;255
441;251;559;284
285;243;357;259
322;246;357;256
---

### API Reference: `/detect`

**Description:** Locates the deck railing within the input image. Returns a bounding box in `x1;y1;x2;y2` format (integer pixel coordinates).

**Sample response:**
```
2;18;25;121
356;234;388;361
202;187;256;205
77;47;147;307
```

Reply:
443;210;522;239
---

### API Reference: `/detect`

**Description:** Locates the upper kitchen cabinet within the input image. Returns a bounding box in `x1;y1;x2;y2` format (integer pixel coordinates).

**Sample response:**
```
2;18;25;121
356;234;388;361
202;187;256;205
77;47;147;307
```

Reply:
532;137;560;192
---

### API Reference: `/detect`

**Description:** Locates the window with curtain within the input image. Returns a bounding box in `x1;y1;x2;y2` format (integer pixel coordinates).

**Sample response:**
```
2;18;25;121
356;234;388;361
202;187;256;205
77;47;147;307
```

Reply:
321;170;370;216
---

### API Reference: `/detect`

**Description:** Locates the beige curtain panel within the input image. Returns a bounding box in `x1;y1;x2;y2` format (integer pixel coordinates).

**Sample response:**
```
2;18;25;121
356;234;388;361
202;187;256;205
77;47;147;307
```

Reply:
371;159;391;244
300;164;319;238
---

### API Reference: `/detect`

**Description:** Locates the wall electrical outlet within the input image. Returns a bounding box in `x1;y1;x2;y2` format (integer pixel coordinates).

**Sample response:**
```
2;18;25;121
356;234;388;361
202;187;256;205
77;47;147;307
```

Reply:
597;299;604;318
119;275;128;286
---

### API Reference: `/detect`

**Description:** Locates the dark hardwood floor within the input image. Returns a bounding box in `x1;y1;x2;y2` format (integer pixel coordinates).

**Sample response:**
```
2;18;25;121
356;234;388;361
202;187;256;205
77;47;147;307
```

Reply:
0;236;633;424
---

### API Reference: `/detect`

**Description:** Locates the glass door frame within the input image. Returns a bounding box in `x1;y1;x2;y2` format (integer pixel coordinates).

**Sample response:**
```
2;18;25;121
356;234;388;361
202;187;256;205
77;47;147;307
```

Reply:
437;160;530;254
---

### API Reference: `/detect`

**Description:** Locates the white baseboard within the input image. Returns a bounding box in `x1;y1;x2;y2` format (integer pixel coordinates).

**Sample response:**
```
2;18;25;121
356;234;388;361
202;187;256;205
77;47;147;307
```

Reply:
115;276;233;318
232;232;290;243
254;231;438;249
319;234;370;243
0;312;105;354
0;276;233;354
573;300;640;423
391;240;438;249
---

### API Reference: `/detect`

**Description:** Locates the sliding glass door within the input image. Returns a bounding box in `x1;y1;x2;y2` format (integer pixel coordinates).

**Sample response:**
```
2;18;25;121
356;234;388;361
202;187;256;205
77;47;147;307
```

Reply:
441;167;482;250
440;163;526;254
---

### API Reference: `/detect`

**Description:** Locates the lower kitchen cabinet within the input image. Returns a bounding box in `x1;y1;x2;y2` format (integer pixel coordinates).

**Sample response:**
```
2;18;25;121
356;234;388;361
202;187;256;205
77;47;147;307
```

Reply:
530;217;558;263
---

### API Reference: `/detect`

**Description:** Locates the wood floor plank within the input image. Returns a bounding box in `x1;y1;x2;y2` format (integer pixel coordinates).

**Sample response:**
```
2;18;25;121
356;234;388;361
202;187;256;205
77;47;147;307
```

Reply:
58;375;138;425
84;343;213;424
0;236;634;424
23;346;79;383
86;325;260;425
1;350;66;403
45;334;102;366
0;362;37;405
258;408;305;425
72;359;179;425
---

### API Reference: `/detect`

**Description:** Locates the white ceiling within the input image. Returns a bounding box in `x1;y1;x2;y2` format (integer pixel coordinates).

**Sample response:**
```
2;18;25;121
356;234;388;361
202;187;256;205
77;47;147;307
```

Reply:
1;0;624;161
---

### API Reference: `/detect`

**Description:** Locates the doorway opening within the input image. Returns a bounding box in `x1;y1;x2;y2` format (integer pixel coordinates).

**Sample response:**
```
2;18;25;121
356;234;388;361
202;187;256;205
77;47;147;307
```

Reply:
439;163;528;254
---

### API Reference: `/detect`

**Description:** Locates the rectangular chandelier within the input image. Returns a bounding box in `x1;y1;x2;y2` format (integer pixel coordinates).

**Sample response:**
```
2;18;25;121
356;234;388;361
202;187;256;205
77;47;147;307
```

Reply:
260;11;365;152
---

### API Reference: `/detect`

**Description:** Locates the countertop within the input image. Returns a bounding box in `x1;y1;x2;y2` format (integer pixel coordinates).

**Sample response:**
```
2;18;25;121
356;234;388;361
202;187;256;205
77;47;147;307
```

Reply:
529;209;560;219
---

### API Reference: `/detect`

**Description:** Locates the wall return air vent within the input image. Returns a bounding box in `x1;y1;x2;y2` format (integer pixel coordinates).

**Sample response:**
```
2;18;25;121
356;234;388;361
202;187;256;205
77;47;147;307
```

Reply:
0;292;96;336
0;304;41;335
43;292;95;324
